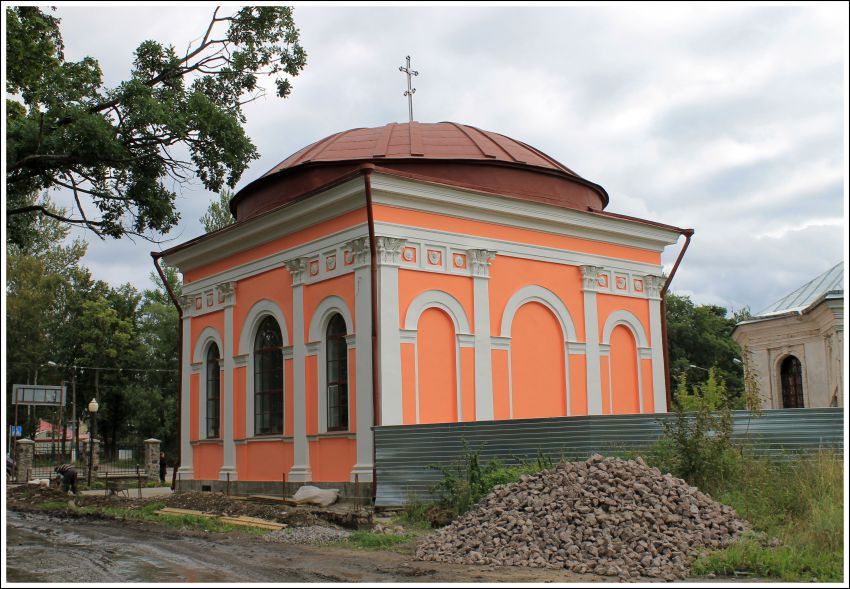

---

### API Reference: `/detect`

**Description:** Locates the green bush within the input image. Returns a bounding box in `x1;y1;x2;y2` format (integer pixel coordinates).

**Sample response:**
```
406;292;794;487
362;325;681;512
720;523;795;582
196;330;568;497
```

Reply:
429;442;552;517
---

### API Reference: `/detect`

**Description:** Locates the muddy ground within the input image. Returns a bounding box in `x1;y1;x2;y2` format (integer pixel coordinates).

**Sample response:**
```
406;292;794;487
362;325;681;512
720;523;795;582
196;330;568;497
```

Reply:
7;510;626;583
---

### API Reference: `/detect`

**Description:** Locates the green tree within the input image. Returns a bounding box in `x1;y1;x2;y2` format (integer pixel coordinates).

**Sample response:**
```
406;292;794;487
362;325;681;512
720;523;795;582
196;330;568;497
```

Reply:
665;293;744;402
201;189;236;232
6;6;306;243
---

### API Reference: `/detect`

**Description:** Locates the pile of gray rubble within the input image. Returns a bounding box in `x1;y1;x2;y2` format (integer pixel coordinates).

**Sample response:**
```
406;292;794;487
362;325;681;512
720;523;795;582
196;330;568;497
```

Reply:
415;455;749;580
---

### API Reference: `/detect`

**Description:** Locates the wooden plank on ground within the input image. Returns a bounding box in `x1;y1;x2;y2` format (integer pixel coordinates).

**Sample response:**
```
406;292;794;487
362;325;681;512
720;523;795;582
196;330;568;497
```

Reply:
154;507;208;517
218;515;286;530
245;495;297;506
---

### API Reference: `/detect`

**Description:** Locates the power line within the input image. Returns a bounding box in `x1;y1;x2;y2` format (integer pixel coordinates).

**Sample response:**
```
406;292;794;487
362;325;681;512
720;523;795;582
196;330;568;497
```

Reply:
7;361;177;373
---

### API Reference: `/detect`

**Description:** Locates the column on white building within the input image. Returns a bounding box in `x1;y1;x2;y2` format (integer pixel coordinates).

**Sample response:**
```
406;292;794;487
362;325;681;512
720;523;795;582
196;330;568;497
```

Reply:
375;237;406;425
284;258;312;481
347;238;375;481
644;275;667;413
469;249;497;421
217;282;238;480
581;265;603;415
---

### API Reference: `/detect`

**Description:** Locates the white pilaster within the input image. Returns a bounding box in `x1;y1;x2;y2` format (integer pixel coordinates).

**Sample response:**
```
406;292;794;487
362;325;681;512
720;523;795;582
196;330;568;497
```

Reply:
218;282;238;480
469;249;497;421
581;265;603;415
346;238;374;481
284;258;312;481
376;236;406;426
645;275;667;413
178;312;193;478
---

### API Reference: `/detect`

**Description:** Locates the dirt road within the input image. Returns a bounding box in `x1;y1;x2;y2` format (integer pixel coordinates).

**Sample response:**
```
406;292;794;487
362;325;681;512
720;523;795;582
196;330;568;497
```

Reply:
6;510;618;583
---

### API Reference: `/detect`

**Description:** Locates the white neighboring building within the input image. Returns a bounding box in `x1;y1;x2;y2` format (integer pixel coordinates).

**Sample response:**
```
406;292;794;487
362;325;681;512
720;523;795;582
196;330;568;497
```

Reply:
732;262;844;409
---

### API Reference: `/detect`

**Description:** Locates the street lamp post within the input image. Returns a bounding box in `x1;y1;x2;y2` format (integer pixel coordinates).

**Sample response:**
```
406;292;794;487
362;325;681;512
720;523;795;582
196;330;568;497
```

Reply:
87;398;99;486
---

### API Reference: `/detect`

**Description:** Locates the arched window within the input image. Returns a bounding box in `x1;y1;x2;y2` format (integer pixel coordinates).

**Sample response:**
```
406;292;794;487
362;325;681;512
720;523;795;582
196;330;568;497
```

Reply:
254;316;283;435
206;343;221;438
326;313;348;431
780;355;804;408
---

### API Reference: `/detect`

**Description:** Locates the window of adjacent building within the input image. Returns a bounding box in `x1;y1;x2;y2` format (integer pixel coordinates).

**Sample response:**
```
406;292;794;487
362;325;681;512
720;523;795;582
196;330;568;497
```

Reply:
254;316;284;435
326;313;349;431
206;343;221;438
780;355;804;408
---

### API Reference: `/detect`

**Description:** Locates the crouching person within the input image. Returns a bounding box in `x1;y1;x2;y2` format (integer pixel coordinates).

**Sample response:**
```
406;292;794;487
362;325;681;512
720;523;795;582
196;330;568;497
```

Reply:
54;463;77;495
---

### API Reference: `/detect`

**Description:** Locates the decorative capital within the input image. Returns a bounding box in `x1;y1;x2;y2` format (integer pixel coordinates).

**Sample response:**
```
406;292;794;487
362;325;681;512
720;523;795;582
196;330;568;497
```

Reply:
580;265;603;292
344;237;371;268
375;236;406;266
468;249;497;278
283;257;308;286
215;281;236;306
644;274;665;299
178;294;194;313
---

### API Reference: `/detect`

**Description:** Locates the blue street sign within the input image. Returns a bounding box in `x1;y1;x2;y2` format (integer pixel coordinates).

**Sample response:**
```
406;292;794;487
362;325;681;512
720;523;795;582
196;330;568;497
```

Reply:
10;425;22;437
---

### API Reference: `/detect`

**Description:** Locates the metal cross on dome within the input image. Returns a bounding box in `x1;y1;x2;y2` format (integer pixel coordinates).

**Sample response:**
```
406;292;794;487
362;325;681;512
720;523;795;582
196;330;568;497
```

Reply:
399;55;418;123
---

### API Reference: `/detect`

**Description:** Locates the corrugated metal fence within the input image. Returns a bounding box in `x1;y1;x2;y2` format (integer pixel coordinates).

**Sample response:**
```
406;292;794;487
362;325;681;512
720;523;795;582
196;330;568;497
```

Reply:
374;408;844;506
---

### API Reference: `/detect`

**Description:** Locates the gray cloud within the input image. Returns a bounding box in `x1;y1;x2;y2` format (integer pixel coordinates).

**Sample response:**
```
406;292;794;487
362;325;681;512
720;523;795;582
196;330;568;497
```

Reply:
40;4;846;313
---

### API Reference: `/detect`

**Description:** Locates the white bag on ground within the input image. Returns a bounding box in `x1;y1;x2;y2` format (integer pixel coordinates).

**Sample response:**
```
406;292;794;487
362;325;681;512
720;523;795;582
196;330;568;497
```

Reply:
291;485;339;507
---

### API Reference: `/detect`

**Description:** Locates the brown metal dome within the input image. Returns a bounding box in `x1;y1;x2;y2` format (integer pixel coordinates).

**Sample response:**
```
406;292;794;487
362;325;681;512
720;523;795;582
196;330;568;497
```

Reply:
231;122;609;221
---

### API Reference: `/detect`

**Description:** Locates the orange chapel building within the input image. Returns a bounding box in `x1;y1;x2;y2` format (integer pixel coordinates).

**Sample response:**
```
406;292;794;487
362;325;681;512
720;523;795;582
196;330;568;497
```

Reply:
157;122;691;488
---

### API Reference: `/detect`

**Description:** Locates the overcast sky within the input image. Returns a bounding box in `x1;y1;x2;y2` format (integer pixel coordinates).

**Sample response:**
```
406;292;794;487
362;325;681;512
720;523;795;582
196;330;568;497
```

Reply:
45;2;848;314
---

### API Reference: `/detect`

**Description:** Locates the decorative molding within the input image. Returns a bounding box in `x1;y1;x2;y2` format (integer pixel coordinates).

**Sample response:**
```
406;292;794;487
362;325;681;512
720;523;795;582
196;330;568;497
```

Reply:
375;236;407;266
215;281;236;306
499;284;579;343
182;280;237;317
491;336;511;350
581;265;603;292
344;237;370;268
305;341;321;356
399;329;418;343
468;249;497;278
403;290;472;334
283;257;308;286
457;334;475;348
601;309;650;348
644;274;665;300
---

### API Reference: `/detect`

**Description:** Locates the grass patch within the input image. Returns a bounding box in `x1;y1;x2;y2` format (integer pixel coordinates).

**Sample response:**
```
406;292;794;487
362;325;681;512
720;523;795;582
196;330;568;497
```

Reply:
71;501;268;535
686;450;844;582
346;531;412;551
39;500;70;510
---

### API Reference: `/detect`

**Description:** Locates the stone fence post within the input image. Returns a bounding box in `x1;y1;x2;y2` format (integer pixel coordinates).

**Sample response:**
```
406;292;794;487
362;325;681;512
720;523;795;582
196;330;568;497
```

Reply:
82;438;101;479
14;438;34;482
144;438;161;482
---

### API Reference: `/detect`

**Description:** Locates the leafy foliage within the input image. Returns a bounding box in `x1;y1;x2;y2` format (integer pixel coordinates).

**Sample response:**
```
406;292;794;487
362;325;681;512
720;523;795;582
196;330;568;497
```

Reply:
654;368;737;493
201;189;236;232
665;293;745;404
6;6;306;242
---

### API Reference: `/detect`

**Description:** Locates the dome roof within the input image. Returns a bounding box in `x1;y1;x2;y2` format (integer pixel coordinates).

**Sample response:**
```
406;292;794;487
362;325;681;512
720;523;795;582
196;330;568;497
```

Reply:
231;122;609;221
266;122;580;176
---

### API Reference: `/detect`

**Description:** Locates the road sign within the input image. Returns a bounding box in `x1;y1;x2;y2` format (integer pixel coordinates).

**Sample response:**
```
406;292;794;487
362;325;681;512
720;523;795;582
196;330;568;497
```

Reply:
10;425;22;437
12;384;66;406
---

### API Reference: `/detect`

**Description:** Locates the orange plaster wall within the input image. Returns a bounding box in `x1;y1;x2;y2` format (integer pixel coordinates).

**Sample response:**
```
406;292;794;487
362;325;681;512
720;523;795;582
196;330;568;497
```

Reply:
233;268;293;350
610;325;640;414
239;441;293;481
373;204;661;265
492;350;511;420
401;343;417;425
233;366;246;439
190;311;225;362
600;356;611;415
309;438;356;482
306;356;318;436
193;444;223;481
489;256;585;340
417;308;458;424
184;208;367;284
641;358;655;413
460;347;476;422
569;355;588;416
304;274;357;336
510;302;566;419
596;294;651;345
398;269;474;327
189;373;200;441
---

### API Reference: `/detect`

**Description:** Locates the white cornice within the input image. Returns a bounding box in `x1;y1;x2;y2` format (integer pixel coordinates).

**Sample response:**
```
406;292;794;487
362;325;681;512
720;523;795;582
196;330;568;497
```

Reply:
368;173;682;251
162;177;365;272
